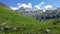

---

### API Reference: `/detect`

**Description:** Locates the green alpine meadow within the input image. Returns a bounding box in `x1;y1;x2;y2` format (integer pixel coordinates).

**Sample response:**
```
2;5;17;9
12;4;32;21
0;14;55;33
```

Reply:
0;1;60;34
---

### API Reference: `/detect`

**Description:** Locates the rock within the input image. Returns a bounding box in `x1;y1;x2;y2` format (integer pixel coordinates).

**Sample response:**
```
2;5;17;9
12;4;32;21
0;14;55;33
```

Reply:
12;27;16;30
4;27;9;30
45;29;51;34
46;29;51;32
3;26;9;30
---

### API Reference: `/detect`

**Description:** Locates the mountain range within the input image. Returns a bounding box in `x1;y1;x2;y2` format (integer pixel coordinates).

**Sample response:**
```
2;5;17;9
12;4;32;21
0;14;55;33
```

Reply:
0;3;60;34
14;5;60;21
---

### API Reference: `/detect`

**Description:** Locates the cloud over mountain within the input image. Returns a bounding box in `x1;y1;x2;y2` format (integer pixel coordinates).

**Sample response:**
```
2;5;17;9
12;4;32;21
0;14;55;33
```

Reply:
44;5;52;10
10;2;53;10
10;7;19;10
18;3;32;8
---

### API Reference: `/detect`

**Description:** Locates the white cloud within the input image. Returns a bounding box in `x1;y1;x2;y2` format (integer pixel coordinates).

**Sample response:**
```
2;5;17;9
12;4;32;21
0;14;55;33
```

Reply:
34;2;44;10
18;4;26;8
43;10;46;12
44;5;52;10
17;2;44;10
38;2;44;7
10;7;19;10
27;3;32;8
34;5;40;9
10;3;32;10
40;2;44;5
21;4;27;7
18;3;32;8
10;2;53;11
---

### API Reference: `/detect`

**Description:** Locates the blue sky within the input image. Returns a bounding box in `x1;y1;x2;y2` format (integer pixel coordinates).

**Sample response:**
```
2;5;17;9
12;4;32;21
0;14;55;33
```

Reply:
0;0;60;10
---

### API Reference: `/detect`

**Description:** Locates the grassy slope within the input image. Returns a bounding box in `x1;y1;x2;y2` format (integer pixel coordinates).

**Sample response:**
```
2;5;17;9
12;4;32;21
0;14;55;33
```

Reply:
0;6;60;34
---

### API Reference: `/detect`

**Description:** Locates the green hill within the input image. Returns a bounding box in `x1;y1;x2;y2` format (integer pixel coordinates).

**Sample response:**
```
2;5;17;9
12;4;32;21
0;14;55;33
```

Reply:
0;6;41;34
0;6;60;34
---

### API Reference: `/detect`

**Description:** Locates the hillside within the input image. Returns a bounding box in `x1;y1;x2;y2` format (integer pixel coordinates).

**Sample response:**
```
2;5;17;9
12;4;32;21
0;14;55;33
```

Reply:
0;6;39;34
0;5;60;34
15;5;60;22
35;9;60;21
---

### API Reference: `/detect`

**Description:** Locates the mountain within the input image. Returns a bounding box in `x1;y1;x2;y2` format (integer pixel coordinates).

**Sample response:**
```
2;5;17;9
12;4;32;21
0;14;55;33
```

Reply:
14;5;60;21
35;8;60;21
16;7;44;18
0;3;60;34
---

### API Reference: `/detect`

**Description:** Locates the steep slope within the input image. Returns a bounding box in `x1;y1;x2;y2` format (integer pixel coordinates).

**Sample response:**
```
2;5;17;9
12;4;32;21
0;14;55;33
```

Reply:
0;5;43;34
0;5;60;34
0;5;42;27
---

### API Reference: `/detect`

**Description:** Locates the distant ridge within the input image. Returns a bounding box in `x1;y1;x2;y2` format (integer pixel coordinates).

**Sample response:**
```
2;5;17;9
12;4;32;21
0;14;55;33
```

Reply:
0;3;13;10
0;3;7;7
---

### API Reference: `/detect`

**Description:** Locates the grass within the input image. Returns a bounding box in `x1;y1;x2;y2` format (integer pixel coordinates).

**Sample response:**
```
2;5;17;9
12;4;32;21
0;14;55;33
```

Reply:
0;6;60;34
